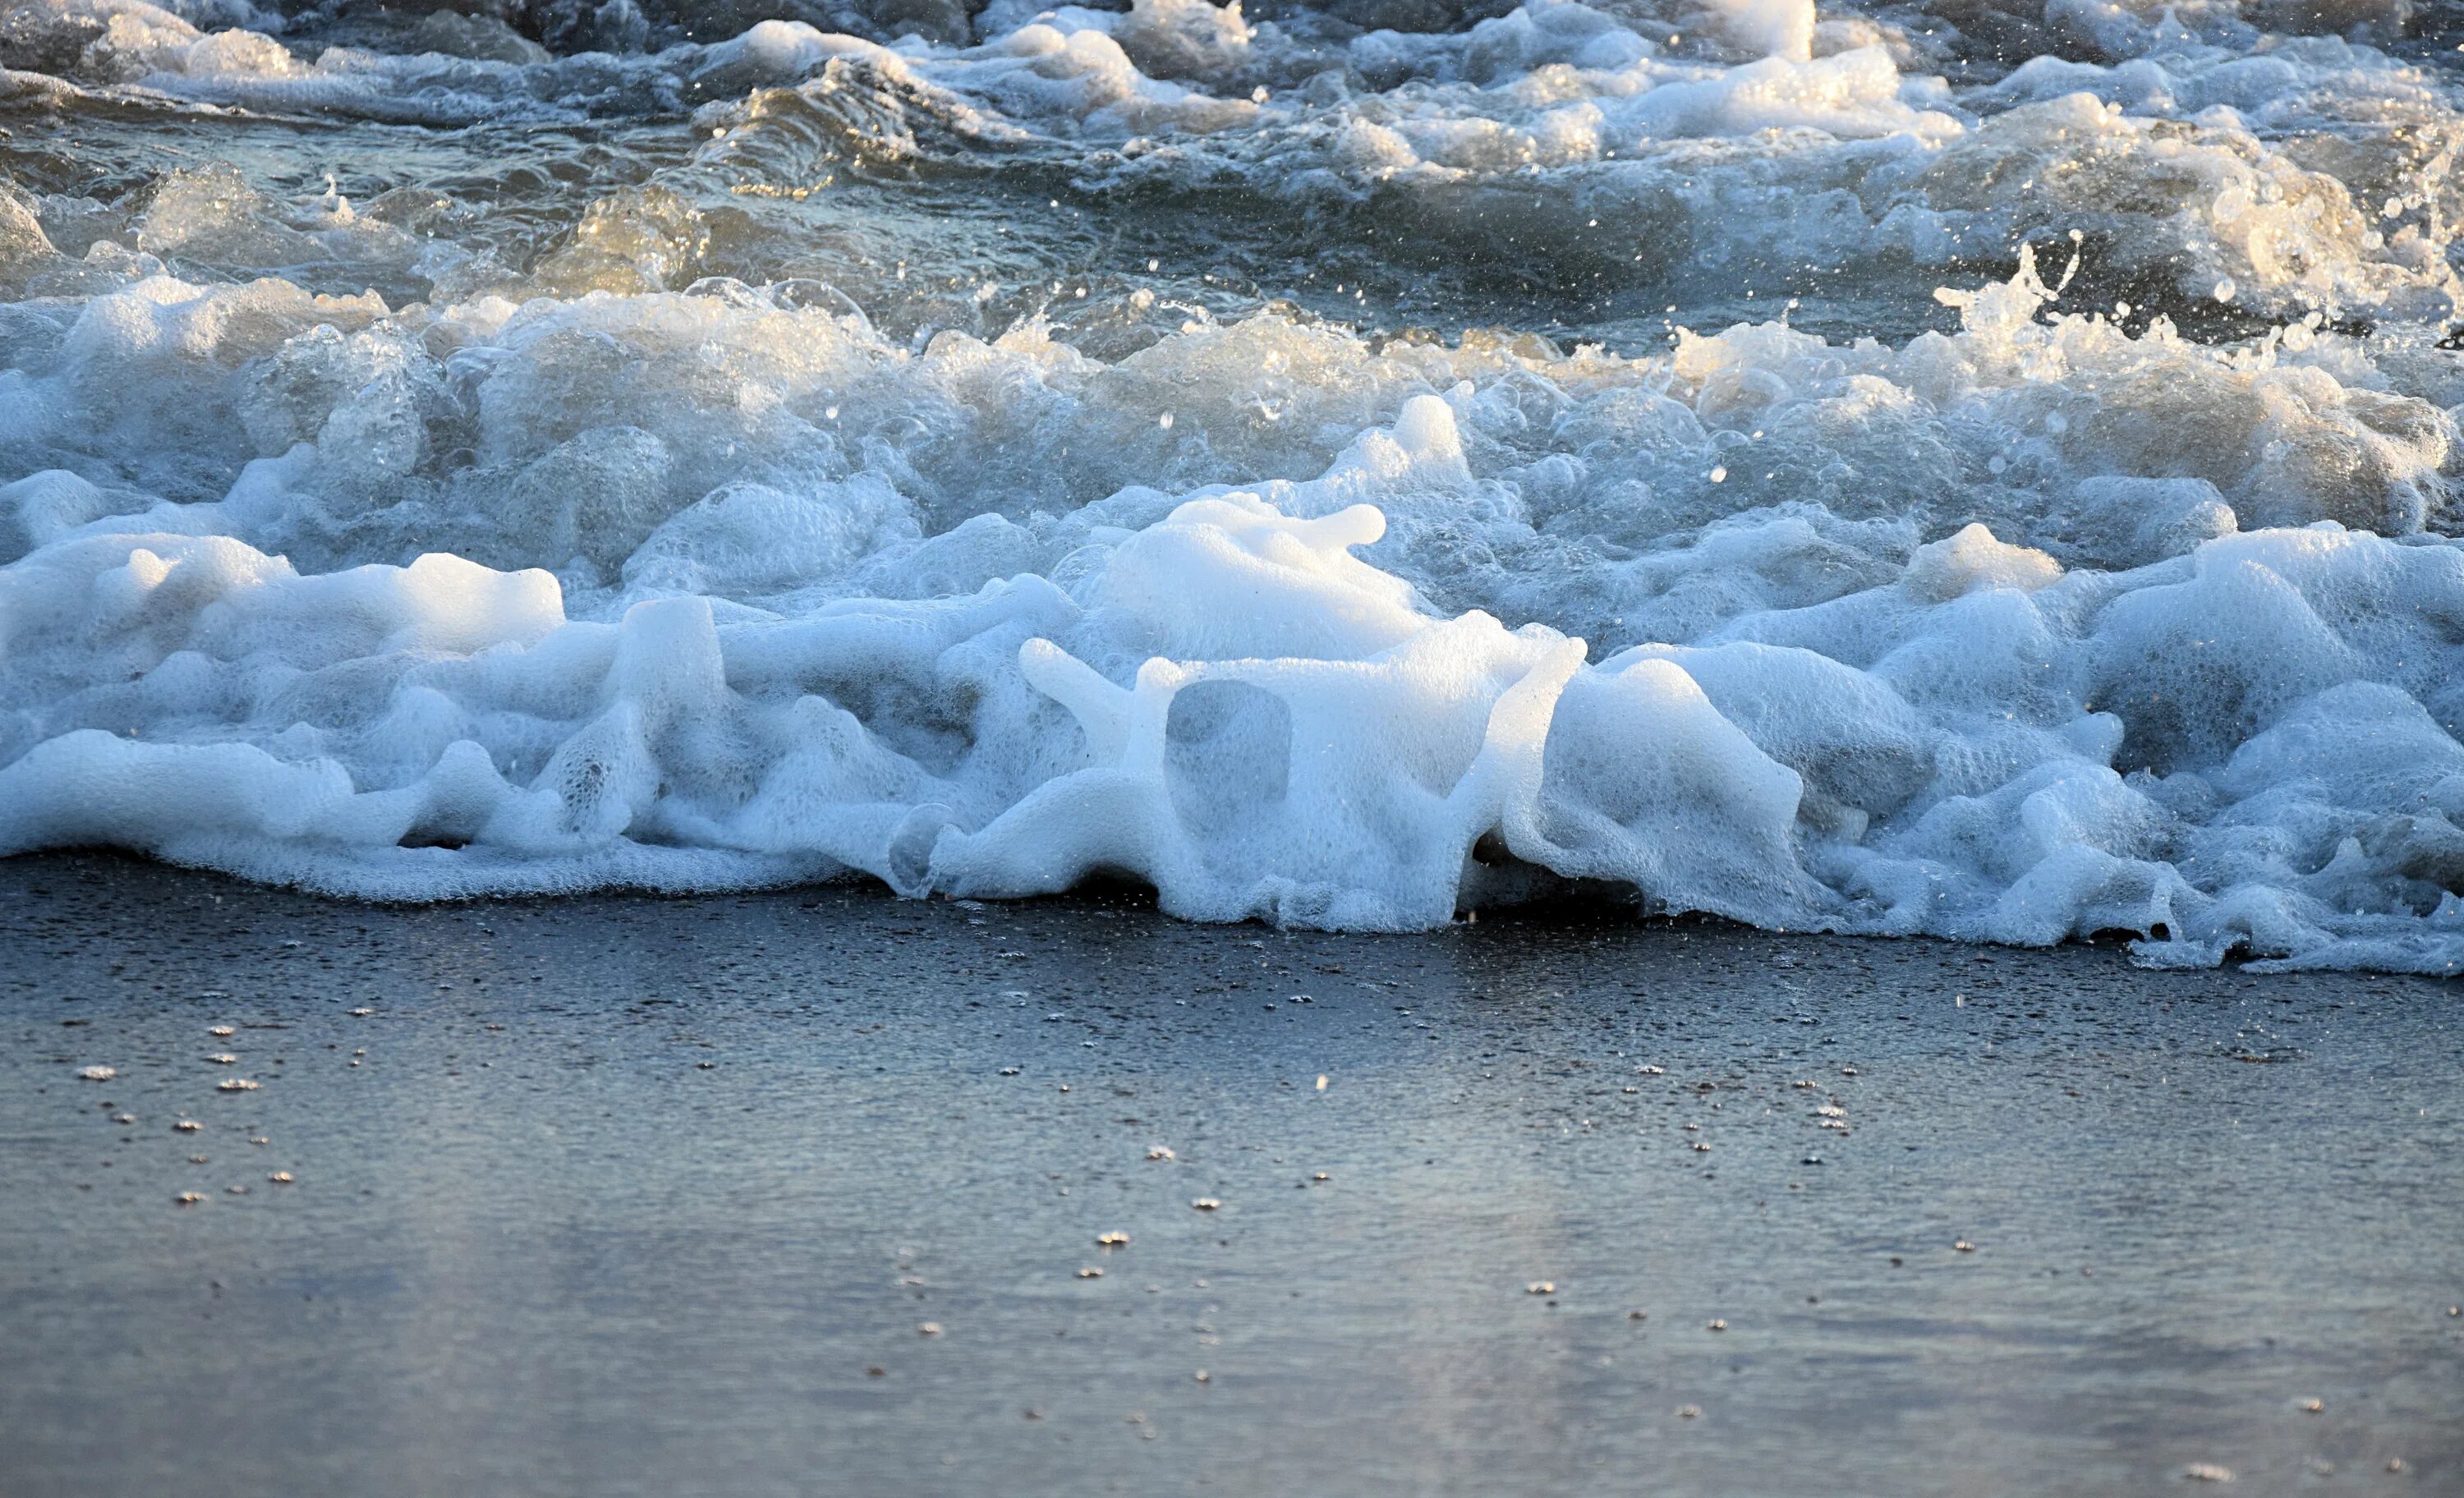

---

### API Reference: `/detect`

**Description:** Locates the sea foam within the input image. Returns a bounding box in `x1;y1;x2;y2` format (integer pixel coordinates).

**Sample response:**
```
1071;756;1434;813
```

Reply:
2;0;2462;972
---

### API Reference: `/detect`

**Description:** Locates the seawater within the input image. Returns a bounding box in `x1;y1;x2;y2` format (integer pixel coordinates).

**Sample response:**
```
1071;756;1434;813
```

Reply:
2;0;2462;971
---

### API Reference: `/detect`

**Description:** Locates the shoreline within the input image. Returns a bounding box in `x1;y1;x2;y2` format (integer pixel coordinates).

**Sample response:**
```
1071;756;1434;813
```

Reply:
15;843;2434;979
3;850;2459;1496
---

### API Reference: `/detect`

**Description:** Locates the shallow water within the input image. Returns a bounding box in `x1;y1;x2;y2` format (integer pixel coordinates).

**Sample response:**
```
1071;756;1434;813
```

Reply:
2;854;2461;1496
4;0;2464;968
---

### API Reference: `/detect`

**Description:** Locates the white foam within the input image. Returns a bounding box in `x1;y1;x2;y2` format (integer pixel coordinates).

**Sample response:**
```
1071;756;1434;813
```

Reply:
4;301;2462;972
6;0;2464;973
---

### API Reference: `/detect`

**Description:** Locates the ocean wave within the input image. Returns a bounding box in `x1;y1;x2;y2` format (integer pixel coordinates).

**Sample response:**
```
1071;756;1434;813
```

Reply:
2;0;2461;969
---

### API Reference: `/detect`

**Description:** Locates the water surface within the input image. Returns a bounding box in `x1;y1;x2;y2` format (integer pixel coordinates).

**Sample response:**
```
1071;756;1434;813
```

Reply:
3;854;2459;1494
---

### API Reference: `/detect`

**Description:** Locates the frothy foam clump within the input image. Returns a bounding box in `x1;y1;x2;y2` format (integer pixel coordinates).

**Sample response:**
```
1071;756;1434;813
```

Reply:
3;358;2462;971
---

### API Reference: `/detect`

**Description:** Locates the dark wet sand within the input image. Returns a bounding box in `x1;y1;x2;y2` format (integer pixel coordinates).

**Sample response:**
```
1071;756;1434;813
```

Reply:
1;852;2458;1497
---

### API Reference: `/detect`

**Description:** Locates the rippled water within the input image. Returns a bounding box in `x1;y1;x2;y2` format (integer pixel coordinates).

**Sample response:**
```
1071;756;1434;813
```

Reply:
2;0;2462;970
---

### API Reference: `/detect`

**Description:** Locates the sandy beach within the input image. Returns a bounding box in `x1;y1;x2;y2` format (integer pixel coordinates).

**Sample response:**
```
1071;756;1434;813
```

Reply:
2;851;2457;1496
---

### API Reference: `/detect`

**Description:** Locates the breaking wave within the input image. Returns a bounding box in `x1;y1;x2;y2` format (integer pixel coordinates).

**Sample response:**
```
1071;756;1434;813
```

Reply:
3;0;2462;970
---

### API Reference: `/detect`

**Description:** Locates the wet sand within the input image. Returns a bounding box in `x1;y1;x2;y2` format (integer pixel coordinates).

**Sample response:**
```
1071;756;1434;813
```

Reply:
1;852;2458;1497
